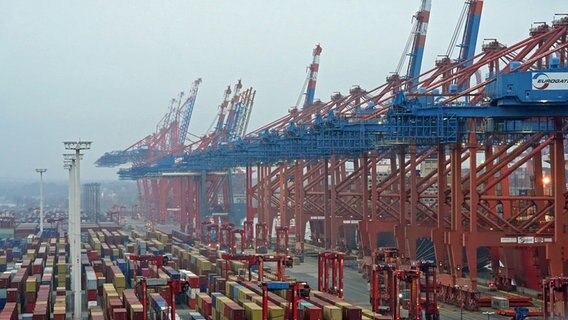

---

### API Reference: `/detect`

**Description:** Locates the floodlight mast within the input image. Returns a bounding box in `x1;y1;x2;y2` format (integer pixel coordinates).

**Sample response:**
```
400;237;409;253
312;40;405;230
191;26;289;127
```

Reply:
35;169;47;235
63;141;91;320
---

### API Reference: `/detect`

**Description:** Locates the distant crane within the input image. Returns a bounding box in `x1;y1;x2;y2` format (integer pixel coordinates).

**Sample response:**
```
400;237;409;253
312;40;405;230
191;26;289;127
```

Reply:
46;217;65;238
197;80;256;150
95;78;203;167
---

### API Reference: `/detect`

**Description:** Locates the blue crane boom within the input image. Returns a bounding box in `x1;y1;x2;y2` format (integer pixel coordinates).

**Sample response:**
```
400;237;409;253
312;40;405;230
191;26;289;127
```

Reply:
232;88;256;140
459;0;484;67
179;78;202;146
406;0;432;90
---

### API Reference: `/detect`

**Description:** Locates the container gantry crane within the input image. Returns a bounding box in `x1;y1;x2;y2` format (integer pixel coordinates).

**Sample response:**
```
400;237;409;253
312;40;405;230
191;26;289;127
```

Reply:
221;253;293;282
247;0;435;255
542;277;568;319
370;263;396;316
101;4;568;310
275;226;289;255
96;79;202;226
255;222;269;253
317;251;344;299
260;281;310;320
229;227;245;255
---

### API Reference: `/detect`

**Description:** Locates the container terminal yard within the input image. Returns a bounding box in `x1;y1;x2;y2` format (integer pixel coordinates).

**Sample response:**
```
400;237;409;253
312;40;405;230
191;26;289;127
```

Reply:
1;0;568;320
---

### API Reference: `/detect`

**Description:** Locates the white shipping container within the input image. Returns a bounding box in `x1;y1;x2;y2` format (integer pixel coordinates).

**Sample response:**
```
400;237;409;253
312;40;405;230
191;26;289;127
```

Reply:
87;279;97;290
491;296;509;309
21;314;33;320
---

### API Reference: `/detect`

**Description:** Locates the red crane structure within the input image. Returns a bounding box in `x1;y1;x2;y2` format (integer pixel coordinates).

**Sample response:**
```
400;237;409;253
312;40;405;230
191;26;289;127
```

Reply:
246;1;566;310
261;281;310;320
255;222;269;253
542;277;568;319
317;251;344;299
127;254;172;320
243;6;568;312
230;228;245;255
370;263;396;315
274;226;290;255
99;3;568;316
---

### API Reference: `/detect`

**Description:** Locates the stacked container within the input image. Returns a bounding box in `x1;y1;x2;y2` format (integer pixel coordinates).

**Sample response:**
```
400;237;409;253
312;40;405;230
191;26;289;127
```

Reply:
85;266;98;306
32;284;51;320
52;295;66;320
0;272;10;308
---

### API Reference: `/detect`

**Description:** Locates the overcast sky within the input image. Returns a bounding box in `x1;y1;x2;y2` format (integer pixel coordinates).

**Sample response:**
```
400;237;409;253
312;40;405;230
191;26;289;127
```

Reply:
0;0;564;182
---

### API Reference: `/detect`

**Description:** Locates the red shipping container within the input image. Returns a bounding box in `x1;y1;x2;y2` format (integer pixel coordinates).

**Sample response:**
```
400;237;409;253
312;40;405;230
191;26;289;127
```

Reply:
187;292;196;309
303;305;323;320
112;308;127;320
201;297;212;317
53;312;65;320
224;302;244;320
106;297;122;318
32;312;49;320
25;301;35;313
342;306;362;320
6;288;17;302
1;302;18;320
56;288;66;296
0;273;11;288
87;289;98;301
188;274;199;288
25;291;37;303
32;261;43;275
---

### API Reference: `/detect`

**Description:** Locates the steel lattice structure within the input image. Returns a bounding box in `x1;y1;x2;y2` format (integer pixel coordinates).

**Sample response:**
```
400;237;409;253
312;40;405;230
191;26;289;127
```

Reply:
98;1;568;309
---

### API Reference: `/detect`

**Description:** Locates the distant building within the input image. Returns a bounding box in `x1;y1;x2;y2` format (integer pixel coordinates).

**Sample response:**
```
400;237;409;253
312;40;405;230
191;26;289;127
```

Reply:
82;183;101;223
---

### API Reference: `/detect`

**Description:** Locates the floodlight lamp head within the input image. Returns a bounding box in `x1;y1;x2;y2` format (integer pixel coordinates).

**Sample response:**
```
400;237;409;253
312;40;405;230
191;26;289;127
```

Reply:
63;141;92;150
35;169;47;173
63;153;83;161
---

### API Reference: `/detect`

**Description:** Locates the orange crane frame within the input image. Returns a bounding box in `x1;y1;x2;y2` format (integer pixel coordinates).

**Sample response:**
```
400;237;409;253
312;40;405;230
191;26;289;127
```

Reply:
221;253;293;282
317;251;344;298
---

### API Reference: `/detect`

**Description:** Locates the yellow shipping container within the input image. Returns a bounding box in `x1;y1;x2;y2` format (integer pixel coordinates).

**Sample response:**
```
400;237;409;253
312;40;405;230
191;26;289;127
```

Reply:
113;274;126;288
323;305;342;320
243;302;262;320
27;249;36;260
25;279;36;292
216;296;232;313
53;307;66;314
267;304;285;320
56;262;66;271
